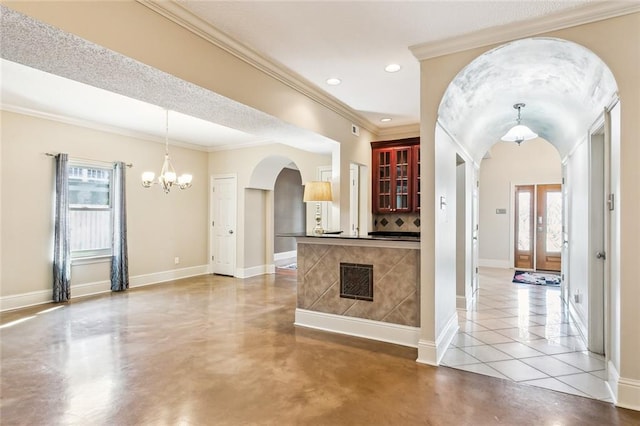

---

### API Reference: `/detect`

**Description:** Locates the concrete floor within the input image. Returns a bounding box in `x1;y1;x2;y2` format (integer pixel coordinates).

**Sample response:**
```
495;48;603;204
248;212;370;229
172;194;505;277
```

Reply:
1;270;638;425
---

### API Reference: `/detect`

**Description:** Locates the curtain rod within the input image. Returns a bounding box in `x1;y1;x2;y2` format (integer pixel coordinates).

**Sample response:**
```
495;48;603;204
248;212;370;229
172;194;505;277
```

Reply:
45;153;133;168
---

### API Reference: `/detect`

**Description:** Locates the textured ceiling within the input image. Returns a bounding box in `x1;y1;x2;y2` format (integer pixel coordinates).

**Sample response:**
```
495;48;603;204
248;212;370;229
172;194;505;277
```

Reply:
438;37;617;162
0;5;338;153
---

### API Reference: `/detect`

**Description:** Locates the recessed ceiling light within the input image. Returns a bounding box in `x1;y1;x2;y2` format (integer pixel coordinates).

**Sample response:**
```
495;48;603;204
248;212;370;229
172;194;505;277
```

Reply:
380;118;392;122
385;64;401;73
326;78;341;86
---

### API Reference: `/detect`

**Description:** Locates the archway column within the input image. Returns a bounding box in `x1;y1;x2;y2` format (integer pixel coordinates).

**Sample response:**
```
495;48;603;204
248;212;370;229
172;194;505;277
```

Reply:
416;61;463;365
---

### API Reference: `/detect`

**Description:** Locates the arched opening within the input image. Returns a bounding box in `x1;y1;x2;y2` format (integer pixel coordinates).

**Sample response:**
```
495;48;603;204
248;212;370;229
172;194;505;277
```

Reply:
434;37;619;401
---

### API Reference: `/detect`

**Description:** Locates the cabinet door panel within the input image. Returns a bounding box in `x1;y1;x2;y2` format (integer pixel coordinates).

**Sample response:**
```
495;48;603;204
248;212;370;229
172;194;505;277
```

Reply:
371;138;419;214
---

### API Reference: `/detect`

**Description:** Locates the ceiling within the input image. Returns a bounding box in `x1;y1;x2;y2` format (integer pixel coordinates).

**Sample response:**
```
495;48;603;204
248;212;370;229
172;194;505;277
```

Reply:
0;1;630;156
177;0;593;128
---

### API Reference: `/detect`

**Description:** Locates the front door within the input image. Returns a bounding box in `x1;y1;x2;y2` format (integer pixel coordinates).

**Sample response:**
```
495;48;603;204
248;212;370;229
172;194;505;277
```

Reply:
515;185;535;269
536;184;562;271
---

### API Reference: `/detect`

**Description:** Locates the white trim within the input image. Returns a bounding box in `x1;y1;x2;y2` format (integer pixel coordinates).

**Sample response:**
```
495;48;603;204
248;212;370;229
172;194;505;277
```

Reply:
410;2;640;60
2;104;208;152
436;120;479;169
376;123;420;140
416;311;459;366
274;250;297;263
129;265;208;287
0;265;208;312
607;360;620;402
136;0;377;135
478;258;511;269
235;264;274;279
416;339;438;366
608;360;640;411
617;377;640;411
294;308;420;348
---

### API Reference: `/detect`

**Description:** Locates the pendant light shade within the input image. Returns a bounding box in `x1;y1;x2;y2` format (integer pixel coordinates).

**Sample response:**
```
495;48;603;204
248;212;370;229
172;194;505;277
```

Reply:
501;103;538;145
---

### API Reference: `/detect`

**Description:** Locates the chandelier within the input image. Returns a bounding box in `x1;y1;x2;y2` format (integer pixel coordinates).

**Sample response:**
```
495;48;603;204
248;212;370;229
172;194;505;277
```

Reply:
501;103;538;145
141;110;192;193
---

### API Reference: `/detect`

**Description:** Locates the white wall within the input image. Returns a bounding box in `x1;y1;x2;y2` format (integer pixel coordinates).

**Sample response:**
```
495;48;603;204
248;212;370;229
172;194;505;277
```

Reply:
478;139;562;268
1;110;209;306
565;137;590;334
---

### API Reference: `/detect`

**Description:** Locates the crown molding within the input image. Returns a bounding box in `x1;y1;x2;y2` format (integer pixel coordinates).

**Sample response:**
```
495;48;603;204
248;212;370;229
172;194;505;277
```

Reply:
410;2;640;60
375;123;420;140
2;104;210;152
137;0;379;135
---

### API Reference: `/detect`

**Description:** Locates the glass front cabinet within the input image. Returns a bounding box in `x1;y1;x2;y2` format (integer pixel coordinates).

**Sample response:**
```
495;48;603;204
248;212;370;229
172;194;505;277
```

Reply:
371;138;420;214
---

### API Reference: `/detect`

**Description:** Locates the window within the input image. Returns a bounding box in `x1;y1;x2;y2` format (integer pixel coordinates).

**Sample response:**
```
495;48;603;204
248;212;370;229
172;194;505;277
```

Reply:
68;163;113;258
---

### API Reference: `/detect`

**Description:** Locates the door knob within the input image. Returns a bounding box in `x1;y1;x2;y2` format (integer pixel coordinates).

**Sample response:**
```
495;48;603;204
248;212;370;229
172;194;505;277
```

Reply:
229;230;234;234
596;251;606;260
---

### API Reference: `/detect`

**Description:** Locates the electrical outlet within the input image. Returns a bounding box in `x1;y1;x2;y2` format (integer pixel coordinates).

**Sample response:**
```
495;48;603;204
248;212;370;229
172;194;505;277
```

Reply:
174;257;180;265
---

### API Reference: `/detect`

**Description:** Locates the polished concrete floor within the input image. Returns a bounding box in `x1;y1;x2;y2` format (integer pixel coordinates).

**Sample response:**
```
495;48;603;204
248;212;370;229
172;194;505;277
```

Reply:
1;270;638;425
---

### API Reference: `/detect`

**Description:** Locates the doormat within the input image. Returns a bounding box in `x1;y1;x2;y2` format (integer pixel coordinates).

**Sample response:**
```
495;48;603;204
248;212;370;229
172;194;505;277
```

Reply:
513;270;560;286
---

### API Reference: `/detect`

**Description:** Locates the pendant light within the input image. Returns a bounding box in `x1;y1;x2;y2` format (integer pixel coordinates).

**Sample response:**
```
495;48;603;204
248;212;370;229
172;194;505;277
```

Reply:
501;103;538;145
141;110;192;193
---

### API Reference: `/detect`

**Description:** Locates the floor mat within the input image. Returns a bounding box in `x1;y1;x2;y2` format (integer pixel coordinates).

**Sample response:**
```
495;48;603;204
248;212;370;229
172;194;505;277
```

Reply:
513;270;560;286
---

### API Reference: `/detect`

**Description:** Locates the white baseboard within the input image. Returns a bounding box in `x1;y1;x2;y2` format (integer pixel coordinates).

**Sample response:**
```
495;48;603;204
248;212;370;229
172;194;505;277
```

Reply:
416;311;459;366
274;250;296;263
478;258;511;269
0;265;208;312
294;308;419;348
129;265;208;288
606;359;640;411
236;264;275;278
608;360;620;402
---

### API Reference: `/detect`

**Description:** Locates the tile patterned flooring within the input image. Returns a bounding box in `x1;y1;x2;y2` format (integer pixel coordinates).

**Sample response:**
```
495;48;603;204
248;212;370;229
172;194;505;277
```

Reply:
444;267;612;402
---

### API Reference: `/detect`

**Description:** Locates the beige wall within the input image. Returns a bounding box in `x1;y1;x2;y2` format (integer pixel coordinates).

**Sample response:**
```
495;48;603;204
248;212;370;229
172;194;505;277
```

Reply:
209;143;331;272
419;12;640;408
0;110;209;298
478;139;562;266
3;0;375;238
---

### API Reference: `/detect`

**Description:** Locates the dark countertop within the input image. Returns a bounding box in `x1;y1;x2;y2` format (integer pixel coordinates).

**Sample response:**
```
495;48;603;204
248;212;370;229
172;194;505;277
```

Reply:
278;232;420;242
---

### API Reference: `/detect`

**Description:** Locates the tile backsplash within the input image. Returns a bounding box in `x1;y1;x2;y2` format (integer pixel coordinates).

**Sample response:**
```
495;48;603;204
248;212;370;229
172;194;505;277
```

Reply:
373;213;420;232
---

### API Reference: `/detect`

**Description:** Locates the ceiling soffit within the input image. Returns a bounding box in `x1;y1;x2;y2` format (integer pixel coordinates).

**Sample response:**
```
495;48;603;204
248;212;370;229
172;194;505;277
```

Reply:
0;5;338;154
438;37;618;163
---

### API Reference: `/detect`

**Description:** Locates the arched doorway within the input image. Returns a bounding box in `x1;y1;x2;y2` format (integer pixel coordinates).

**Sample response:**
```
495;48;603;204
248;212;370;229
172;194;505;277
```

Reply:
430;37;619;401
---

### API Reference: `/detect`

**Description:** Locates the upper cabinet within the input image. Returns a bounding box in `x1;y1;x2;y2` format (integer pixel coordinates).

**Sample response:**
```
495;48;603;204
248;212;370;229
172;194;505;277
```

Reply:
371;137;420;214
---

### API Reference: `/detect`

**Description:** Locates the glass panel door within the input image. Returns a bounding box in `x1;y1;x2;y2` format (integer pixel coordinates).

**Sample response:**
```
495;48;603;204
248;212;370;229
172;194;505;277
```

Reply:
514;185;534;269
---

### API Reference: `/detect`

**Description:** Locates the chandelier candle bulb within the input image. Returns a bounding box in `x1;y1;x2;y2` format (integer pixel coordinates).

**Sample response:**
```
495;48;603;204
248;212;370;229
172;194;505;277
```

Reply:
141;110;193;193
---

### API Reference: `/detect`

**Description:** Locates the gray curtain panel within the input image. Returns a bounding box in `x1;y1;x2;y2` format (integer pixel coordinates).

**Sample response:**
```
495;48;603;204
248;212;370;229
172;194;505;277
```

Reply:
111;161;129;291
53;153;71;302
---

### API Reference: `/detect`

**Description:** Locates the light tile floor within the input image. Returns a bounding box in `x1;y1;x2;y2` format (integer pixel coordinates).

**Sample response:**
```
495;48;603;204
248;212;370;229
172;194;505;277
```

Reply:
443;267;612;402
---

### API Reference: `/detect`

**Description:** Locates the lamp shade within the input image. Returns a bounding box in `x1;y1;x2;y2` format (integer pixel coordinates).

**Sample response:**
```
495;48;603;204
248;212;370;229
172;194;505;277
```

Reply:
501;124;538;144
303;181;332;202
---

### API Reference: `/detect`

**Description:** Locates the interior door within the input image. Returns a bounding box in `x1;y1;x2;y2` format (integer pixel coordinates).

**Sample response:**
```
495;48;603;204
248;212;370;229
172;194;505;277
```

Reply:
536;184;562;271
589;127;606;354
514;185;535;269
211;175;237;276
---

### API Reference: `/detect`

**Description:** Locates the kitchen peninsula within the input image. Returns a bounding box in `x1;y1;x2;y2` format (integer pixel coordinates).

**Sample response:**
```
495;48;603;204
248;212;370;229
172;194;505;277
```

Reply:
293;233;420;348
